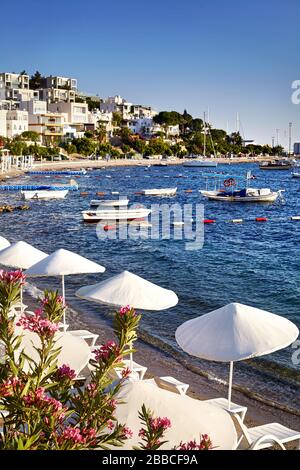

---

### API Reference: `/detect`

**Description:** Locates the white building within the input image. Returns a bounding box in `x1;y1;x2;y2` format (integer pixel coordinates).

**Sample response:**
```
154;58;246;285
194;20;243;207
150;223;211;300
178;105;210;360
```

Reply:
6;110;28;138
44;75;77;91
40;88;76;104
49;101;89;126
100;95;132;120
88;110;113;137
20;98;47;115
0;72;29;101
0;110;7;137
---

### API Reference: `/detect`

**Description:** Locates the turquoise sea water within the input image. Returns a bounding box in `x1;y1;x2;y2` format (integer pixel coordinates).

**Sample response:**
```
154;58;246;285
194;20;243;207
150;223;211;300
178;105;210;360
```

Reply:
1;162;299;412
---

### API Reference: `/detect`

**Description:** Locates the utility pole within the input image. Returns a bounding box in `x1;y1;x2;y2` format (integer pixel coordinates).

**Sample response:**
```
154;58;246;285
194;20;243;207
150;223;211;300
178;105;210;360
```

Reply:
288;122;292;155
276;128;279;146
236;112;240;134
203;111;206;157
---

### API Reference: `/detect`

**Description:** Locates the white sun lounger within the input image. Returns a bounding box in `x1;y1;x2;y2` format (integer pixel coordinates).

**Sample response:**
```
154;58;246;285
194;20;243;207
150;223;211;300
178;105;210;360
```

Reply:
231;412;300;450
204;397;247;421
69;329;99;348
154;376;189;395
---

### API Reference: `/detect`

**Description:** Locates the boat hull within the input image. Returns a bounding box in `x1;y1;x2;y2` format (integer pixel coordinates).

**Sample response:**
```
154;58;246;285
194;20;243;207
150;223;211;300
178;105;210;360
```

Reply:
200;190;280;202
90;199;129;208
82;208;151;222
141;188;177;196
21;190;69;200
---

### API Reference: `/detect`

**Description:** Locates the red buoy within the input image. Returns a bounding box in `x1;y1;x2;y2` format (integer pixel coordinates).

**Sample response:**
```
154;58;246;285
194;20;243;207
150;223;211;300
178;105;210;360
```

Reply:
103;225;116;231
203;219;215;224
255;217;267;222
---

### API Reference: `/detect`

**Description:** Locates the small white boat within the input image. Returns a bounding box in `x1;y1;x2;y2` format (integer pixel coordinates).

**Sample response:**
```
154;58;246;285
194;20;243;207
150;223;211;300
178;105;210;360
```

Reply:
291;172;300;178
82;207;151;222
90;199;129;208
200;187;282;202
141;187;177;196
21;190;69;200
183;160;218;168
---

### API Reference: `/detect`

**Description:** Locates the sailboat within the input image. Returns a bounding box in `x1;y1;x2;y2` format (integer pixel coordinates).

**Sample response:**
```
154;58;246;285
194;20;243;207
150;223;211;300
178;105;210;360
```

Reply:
183;112;218;167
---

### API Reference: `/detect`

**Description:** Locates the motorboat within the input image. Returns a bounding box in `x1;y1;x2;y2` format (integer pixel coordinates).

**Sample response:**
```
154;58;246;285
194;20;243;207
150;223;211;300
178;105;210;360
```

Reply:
183;159;218;168
140;187;177;196
199;171;284;203
291;172;300;178
200;187;283;202
21;190;69;200
259;160;293;170
82;207;151;222
90;199;129;208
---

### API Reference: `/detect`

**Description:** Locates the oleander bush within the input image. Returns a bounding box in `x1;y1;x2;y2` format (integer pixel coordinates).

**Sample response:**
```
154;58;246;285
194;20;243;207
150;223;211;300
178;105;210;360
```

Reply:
0;270;212;450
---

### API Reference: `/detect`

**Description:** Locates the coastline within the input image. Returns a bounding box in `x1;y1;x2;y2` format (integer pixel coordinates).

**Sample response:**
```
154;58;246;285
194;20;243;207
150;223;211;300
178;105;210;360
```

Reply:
0;155;282;181
23;284;300;432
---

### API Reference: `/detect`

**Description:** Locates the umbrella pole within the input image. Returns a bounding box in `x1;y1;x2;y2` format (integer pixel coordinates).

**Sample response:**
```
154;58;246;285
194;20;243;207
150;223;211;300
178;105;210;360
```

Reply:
20;284;23;314
228;361;234;410
62;274;66;332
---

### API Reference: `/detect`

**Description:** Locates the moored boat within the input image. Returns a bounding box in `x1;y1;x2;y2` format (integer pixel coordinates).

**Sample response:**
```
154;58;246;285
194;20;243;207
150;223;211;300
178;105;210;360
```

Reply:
82;207;151;222
200;187;283;202
183;159;218;168
90;199;129;208
140;187;177;196
259;160;293;170
21;190;69;200
291;172;300;178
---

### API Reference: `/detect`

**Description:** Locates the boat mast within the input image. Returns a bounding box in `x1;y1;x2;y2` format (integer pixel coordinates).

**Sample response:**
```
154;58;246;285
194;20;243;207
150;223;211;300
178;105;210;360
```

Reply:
203;111;206;157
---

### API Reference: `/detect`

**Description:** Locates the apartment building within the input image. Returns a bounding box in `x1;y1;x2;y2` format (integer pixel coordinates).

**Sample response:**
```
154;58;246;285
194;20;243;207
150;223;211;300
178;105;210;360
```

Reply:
40;88;76;104
6;110;28;138
0;72;30;101
44;75;77;91
48;101;88;127
29;112;65;144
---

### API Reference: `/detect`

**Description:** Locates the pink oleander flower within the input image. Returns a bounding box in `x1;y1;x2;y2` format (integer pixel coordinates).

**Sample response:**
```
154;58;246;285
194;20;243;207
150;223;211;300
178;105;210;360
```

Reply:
119;305;136;317
0;269;26;286
138;428;146;438
149;416;171;432
177;435;213;450
108;399;117;410
57;426;83;445
121;367;131;379
0;377;21;397
93;341;120;363
121;427;133;439
17;311;59;338
107;420;115;431
56;364;76;381
86;382;97;397
23;387;64;416
82;427;97;443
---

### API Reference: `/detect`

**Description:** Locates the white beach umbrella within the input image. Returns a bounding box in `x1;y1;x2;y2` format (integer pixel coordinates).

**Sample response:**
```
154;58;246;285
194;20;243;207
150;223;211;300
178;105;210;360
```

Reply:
14;327;91;375
75;270;178;310
26;248;106;329
0;236;10;251
0;241;48;310
76;270;178;367
112;379;237;450
175;302;299;409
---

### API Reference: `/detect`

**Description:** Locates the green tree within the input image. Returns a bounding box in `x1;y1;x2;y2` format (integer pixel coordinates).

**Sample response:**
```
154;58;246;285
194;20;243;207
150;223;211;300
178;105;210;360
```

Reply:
29;71;44;90
112;112;123;127
73;137;97;156
133;139;146;155
21;131;39;142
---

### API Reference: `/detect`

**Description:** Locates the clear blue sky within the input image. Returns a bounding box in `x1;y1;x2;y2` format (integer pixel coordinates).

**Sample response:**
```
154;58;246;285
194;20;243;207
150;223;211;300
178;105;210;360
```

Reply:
2;0;300;146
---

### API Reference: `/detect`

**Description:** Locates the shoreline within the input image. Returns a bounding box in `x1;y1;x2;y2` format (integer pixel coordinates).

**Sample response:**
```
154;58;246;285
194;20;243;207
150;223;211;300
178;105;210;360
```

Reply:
0;155;284;181
23;284;300;432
